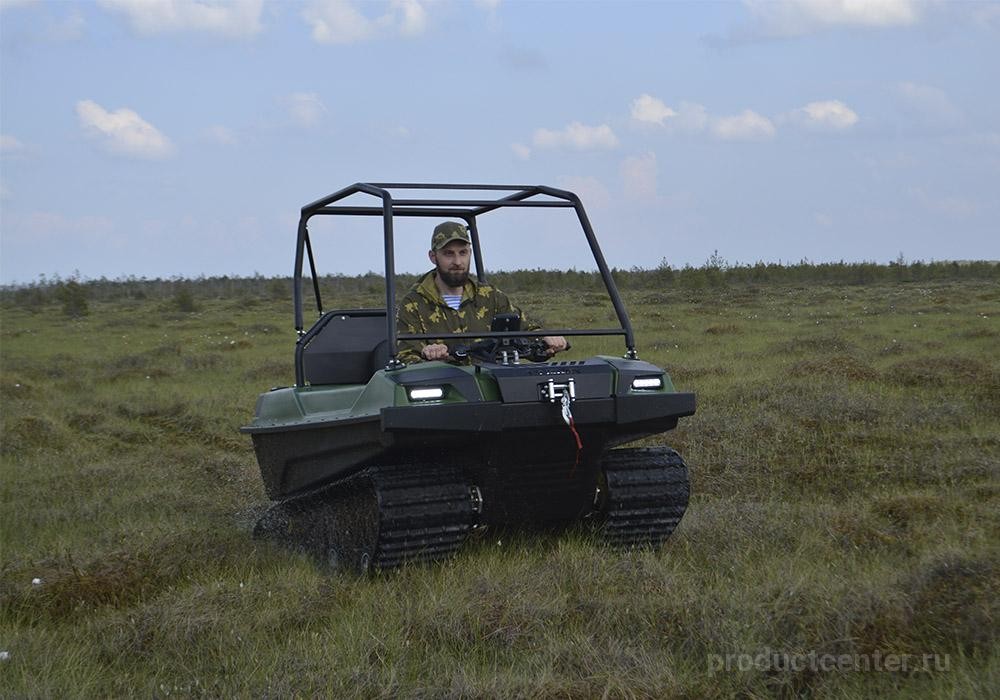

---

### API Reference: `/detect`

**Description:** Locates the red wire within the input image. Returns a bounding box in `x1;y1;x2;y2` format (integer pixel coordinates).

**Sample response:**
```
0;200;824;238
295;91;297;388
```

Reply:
568;416;582;475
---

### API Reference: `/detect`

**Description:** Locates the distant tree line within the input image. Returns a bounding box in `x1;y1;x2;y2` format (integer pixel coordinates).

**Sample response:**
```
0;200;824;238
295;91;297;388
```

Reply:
2;256;997;316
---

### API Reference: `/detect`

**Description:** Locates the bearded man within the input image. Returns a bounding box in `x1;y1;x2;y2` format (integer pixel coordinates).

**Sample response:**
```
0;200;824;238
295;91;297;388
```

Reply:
395;221;568;364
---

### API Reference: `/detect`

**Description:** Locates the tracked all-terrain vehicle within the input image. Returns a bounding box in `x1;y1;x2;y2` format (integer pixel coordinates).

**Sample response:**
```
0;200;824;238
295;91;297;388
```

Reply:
242;183;696;572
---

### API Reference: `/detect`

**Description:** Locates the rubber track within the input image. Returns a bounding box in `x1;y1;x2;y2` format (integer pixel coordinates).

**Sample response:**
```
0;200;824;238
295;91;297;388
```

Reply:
600;447;689;547
369;464;479;570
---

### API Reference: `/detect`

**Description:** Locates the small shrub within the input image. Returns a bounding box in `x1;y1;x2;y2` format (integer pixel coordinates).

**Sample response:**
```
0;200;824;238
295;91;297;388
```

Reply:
56;280;89;318
172;286;198;313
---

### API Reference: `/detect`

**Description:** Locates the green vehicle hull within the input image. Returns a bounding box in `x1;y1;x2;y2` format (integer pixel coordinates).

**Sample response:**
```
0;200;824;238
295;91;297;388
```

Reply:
243;356;694;526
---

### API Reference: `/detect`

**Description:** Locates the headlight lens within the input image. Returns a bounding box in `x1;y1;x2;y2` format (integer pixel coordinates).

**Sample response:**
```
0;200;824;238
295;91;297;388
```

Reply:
631;376;663;390
408;386;445;401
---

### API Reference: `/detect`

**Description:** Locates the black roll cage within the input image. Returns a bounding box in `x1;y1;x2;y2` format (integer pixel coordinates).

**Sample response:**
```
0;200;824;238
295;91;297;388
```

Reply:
293;183;637;384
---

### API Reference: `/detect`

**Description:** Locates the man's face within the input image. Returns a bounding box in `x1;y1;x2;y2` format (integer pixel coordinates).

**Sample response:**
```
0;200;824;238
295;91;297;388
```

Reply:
429;241;471;288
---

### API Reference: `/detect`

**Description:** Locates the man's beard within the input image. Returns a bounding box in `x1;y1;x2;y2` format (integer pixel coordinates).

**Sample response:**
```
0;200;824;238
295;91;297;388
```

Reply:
437;267;469;288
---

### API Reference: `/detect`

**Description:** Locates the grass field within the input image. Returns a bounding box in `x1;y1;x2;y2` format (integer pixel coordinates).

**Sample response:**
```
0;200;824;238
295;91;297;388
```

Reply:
1;278;998;697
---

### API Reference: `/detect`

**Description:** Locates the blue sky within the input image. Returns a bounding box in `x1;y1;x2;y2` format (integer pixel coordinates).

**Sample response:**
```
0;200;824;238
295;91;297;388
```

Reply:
1;0;998;284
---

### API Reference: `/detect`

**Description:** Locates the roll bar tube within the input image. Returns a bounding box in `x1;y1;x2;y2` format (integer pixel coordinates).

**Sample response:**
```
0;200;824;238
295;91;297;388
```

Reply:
292;183;640;384
464;216;486;284
536;185;637;357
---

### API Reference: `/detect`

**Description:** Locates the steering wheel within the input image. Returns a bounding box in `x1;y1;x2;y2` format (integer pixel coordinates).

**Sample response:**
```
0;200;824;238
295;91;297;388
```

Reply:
450;336;552;363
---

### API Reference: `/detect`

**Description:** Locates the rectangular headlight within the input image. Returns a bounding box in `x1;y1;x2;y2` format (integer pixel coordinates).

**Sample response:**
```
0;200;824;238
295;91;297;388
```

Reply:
408;387;445;401
631;376;663;390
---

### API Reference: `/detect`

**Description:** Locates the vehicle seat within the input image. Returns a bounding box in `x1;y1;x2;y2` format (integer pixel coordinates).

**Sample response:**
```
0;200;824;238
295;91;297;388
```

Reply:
300;309;390;385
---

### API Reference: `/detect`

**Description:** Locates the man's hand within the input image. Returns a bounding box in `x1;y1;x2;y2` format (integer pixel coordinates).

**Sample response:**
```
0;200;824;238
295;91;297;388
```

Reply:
420;343;451;361
542;336;569;356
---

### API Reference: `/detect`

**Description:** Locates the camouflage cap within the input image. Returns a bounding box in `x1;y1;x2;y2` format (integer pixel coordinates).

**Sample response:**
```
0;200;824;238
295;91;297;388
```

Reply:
431;221;471;251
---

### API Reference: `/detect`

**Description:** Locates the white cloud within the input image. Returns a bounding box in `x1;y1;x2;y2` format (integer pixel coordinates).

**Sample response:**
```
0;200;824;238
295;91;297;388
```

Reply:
632;98;793;141
392;0;427;36
511;143;531;160
896;82;963;127
557;176;610;209
620;152;658;201
533;122;618;150
76;100;174;158
790;100;859;130
631;94;676;126
632;97;856;141
1;134;24;152
303;0;370;43
284;92;327;127
712;110;776;141
98;0;264;38
303;0;428;44
631;98;708;134
742;0;921;37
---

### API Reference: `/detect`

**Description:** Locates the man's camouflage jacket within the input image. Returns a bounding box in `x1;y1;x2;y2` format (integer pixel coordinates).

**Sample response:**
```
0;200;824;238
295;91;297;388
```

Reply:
395;270;538;364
